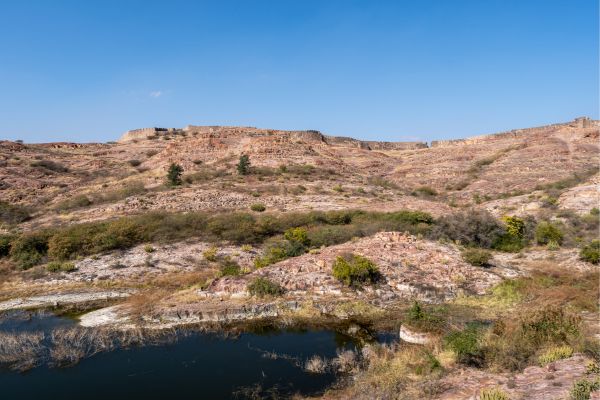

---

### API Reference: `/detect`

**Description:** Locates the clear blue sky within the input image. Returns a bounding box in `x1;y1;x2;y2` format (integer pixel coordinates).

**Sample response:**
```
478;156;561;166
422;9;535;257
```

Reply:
1;0;598;143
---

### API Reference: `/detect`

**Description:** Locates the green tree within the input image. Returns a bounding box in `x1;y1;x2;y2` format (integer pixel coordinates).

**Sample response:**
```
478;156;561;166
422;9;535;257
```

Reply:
237;154;251;175
167;163;183;186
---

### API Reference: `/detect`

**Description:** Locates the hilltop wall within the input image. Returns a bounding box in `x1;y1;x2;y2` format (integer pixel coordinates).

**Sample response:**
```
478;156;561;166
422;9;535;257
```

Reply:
430;117;599;148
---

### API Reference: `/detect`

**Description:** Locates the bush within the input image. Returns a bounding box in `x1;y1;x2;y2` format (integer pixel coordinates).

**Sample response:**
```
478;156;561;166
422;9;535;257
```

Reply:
254;240;305;268
0;235;14;257
535;221;564;245
0;201;30;224
46;261;76;273
250;203;266;212
444;323;485;366
570;378;600;400
479;388;510;400
502;216;525;238
144;245;155;253
237;154;251;175
127;159;142;167
55;194;92;211
203;246;218;261
430;210;505;248
10;232;51;269
404;301;445;333
31;160;68;172
580;240;600;264
167;163;183;186
462;248;492;266
247;277;284;297
538;345;573;366
412;186;438;197
283;227;310;246
220;259;241;276
332;254;380;288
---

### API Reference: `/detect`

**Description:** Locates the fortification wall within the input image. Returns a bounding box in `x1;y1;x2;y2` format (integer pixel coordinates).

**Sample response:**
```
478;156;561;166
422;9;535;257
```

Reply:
430;118;598;148
118;127;174;142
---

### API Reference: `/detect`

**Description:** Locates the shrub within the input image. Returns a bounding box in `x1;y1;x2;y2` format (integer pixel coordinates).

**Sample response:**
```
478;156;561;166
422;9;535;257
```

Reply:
10;232;51;269
462;248;492;266
55;194;92;211
538;345;573;366
580;240;600;264
203;246;218;261
46;261;76;273
220;259;241;276
332;185;344;193
332;254;380;288
30;160;68;172
0;235;14;257
479;388;510;400
237;154;251;175
144;245;155;253
547;240;560;250
0;201;30;224
591;208;600;216
127;159;142;167
404;301;445;333
247;277;284;297
430;210;505;248
502;216;525;239
146;150;158;157
250;203;266;212
444;323;484;366
412;186;438;197
254;240;305;268
570;378;600;400
283;227;310;246
167;163;183;186
535;221;563;245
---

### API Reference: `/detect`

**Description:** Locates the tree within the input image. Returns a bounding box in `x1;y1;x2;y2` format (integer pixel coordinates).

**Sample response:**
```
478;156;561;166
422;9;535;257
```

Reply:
167;163;183;186
237;154;251;175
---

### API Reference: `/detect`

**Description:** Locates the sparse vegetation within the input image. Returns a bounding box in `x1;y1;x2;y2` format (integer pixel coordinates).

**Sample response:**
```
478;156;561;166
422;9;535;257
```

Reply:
430;209;504;248
30;160;68;173
538;345;573;366
479;387;510;400
570;378;600;400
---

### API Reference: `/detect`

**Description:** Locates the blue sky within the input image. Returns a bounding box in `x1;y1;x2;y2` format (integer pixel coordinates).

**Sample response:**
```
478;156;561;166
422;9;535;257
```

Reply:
0;0;597;143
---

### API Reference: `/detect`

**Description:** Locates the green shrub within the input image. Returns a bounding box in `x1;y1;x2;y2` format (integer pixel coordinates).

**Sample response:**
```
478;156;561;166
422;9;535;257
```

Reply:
46;261;76;273
580;240;600;264
444;323;484;366
590;208;600;216
332;254;380;288
167;163;183;186
535;221;563;245
538;345;573;366
0;235;14;257
404;301;445;333
247;277;284;297
144;245;155;253
283;227;310;246
0;201;30;224
220;259;241;276
237;154;251;175
462;248;492;266
250;203;266;212
502;216;525;238
479;387;510;400
254;240;305;268
9;232;51;269
430;210;505;248
492;234;524;252
570;378;600;400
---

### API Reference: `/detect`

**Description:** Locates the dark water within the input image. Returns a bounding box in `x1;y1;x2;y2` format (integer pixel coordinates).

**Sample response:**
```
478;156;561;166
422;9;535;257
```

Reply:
0;310;75;333
0;312;393;400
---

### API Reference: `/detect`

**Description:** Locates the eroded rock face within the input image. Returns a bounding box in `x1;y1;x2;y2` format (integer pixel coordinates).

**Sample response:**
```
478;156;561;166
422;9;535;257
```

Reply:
206;232;511;303
399;325;434;344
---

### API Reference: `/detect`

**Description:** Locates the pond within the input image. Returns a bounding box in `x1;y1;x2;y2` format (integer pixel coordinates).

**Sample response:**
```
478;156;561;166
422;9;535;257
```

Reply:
0;311;397;399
